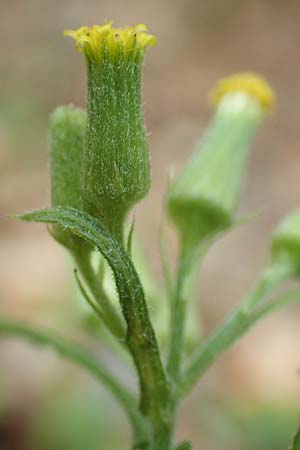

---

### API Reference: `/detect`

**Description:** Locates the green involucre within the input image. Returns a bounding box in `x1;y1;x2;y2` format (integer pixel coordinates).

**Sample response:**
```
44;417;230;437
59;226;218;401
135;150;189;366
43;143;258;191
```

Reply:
82;43;150;241
49;105;87;251
167;95;264;246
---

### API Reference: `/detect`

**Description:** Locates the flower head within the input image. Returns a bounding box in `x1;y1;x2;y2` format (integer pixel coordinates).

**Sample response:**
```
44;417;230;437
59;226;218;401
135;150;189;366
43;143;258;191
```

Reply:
49;106;90;251
64;22;156;61
210;72;275;113
64;22;154;241
167;72;275;248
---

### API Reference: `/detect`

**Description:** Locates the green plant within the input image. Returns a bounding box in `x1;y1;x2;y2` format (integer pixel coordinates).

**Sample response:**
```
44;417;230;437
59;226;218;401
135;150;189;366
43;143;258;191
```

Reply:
2;22;300;450
290;422;300;450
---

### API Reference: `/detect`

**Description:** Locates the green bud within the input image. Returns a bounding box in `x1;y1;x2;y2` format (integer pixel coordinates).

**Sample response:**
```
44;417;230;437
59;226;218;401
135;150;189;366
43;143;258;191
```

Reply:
65;23;156;241
49;105;87;251
270;210;300;276
167;73;275;247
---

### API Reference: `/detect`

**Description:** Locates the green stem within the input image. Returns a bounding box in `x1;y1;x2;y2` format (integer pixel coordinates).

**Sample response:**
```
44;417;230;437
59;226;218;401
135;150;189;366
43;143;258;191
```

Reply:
73;251;126;341
159;220;173;300
0;318;149;445
241;262;294;312
21;208;173;448
74;269;107;323
180;289;300;396
180;308;251;395
251;290;300;322
167;239;206;382
167;244;192;382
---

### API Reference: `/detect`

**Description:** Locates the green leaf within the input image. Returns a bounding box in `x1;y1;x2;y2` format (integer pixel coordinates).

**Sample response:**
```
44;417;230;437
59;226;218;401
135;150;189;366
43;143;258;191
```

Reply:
19;207;170;423
0;318;144;437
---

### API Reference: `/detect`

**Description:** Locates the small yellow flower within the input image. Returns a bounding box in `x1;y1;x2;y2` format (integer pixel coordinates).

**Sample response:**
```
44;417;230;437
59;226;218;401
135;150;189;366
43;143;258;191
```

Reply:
64;22;156;61
210;72;275;113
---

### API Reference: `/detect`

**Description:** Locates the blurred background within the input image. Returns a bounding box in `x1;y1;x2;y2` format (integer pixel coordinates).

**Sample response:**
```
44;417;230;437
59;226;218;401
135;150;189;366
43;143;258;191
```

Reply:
1;0;300;449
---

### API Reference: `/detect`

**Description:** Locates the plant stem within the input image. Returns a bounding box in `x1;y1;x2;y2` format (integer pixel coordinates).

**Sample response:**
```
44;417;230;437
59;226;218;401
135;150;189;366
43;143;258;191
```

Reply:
241;262;294;312
167;239;206;382
73;250;126;341
0;318;149;445
117;250;173;448
159;220;173;300
21;208;174;449
180;308;251;395
167;243;193;382
180;290;300;396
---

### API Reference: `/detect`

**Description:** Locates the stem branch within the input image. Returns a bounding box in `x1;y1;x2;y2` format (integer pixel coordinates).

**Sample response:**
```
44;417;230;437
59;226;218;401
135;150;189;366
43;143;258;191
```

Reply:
74;251;126;341
180;289;300;396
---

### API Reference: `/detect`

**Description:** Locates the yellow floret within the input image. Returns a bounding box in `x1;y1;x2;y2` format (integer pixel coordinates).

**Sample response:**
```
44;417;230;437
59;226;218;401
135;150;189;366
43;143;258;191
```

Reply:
210;73;275;113
64;22;156;61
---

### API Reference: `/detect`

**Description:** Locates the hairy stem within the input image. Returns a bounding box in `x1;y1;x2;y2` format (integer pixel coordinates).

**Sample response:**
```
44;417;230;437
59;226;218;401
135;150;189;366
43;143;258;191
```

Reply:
180;290;300;396
20;207;174;449
167;240;206;383
73;250;126;341
167;244;192;382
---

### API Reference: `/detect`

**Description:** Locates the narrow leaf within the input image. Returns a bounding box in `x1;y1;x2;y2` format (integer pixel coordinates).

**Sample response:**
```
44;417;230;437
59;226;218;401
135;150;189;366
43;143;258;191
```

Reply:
19;207;169;417
0;318;142;430
74;269;105;322
127;215;135;256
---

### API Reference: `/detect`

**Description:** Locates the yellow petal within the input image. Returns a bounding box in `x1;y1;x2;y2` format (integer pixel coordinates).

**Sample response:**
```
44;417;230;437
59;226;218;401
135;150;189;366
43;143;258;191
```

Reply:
210;72;275;113
64;22;156;61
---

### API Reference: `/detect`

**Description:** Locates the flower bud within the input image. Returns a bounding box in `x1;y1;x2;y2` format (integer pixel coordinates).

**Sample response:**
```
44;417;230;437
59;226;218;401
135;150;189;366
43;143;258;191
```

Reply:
65;23;156;241
167;73;275;247
49;105;87;251
270;210;300;276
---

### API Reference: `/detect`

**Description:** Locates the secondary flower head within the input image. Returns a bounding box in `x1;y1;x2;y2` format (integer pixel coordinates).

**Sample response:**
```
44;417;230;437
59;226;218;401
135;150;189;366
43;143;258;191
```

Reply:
49;106;90;252
64;22;156;61
210;72;275;113
167;72;275;248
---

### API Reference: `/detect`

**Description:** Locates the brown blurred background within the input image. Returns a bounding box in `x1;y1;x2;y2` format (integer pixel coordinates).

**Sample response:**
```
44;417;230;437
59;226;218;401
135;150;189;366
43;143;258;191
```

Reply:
1;0;300;449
